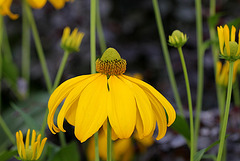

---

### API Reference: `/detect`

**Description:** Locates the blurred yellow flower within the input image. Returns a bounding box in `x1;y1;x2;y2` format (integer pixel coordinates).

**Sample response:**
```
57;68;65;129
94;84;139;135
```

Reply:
16;129;47;161
27;0;73;9
216;61;240;86
61;26;84;53
48;47;176;142
217;25;240;61
87;131;154;161
0;0;18;20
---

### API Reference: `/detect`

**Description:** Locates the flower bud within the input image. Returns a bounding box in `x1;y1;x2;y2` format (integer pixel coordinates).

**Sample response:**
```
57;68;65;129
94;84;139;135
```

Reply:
168;30;187;48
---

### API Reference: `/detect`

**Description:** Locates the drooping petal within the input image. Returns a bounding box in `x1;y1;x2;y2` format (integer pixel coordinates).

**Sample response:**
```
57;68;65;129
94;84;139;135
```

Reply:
0;0;19;19
102;120;119;140
27;0;47;9
123;75;176;126
49;0;68;9
64;100;78;126
118;76;155;138
107;75;136;139
48;74;92;134
57;73;102;132
74;74;108;142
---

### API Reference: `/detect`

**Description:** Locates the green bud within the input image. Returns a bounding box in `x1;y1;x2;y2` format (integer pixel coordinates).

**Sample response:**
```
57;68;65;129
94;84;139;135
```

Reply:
101;48;122;61
168;30;188;48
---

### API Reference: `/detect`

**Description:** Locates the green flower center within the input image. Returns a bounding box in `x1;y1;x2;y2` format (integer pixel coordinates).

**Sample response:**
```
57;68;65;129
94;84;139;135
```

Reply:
96;48;127;76
224;41;238;56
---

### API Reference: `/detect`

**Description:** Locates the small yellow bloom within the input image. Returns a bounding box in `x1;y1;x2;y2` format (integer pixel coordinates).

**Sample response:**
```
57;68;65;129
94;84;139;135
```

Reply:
61;26;84;53
216;61;240;86
217;25;240;61
168;30;188;48
27;0;47;9
0;0;19;20
16;129;47;161
47;47;176;142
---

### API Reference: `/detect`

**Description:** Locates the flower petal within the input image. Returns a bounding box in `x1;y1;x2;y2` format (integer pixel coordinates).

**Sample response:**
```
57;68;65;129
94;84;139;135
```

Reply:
57;74;102;132
118;76;155;138
123;75;176;126
48;74;93;134
223;25;230;56
107;75;136;139
27;0;47;9
74;74;108;142
217;26;224;55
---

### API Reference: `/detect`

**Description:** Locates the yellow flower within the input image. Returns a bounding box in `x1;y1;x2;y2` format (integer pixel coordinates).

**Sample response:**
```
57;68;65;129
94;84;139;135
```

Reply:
47;47;176;142
16;129;47;161
0;0;19;20
217;25;240;61
48;0;73;10
168;30;188;48
61;26;84;53
216;61;240;86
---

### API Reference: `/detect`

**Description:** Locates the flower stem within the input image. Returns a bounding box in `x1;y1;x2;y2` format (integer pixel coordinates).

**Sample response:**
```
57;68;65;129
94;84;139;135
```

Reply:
152;0;184;117
233;80;240;107
91;0;99;160
194;0;204;153
52;51;70;91
0;15;3;113
217;61;234;161
177;47;194;161
107;120;112;161
0;115;15;145
22;0;31;97
96;0;107;53
25;2;52;93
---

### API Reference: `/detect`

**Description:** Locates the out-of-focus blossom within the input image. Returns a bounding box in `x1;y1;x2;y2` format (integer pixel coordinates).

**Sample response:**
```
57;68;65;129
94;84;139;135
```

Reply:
27;0;73;9
48;0;74;10
0;0;18;20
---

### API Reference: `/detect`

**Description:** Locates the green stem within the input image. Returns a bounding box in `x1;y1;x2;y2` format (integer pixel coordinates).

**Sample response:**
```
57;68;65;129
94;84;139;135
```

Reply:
177;47;194;161
22;0;31;97
52;51;70;91
152;0;184;117
96;0;107;53
3;23;13;62
91;0;99;160
233;79;240;107
0;115;15;144
217;61;234;161
0;15;3;113
107;120;112;161
194;0;204;153
25;3;52;93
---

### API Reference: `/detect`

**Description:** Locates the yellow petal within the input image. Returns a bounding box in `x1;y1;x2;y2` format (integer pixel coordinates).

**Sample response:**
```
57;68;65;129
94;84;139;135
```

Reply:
49;0;66;9
231;26;236;42
47;74;92;134
25;129;30;149
216;61;222;85
114;139;133;161
16;132;22;158
74;74;108;142
64;100;78;126
223;25;230;56
217;26;224;55
123;75;176;126
237;30;240;56
119;76;155;138
0;0;19;20
102;120;119;140
27;0;47;9
107;75;136;139
36;137;47;160
57;74;101;132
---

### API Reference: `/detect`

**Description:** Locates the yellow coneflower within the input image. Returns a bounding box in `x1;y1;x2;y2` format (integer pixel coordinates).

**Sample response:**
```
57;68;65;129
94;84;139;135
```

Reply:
27;0;73;9
47;47;176;142
61;26;84;53
217;25;240;61
0;0;18;20
16;129;47;161
48;0;74;10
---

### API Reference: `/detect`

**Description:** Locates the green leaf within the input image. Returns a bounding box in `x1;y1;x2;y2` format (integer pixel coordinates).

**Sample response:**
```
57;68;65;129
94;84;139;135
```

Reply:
227;18;240;28
49;142;80;161
194;135;229;161
170;114;190;141
0;150;18;161
208;13;224;28
11;103;40;130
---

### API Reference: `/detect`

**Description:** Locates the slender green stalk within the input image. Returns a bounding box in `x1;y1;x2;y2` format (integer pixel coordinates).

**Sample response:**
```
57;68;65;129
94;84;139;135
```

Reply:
0;115;15;144
96;0;107;53
2;23;13;62
52;51;70;91
152;0;184;117
22;0;31;97
91;0;99;160
194;0;204;153
233;80;240;106
0;15;3;113
25;3;52;93
177;47;194;161
107;120;112;161
217;61;234;161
